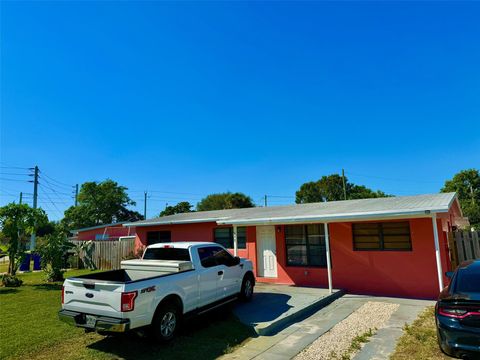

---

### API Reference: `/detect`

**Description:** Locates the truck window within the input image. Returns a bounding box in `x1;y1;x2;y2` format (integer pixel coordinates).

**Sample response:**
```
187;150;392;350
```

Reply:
143;248;190;261
198;246;235;268
198;247;218;268
213;249;236;266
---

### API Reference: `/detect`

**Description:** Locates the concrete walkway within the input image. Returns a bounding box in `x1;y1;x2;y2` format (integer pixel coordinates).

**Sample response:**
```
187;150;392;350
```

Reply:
234;283;344;335
352;296;435;360
223;294;434;360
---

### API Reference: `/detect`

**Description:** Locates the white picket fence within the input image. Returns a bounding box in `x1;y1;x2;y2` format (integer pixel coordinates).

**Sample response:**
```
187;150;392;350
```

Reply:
69;237;136;270
449;231;480;266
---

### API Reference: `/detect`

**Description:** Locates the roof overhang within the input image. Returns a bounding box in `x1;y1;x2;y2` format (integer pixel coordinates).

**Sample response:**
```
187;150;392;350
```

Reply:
216;208;450;226
124;217;229;228
123;193;459;228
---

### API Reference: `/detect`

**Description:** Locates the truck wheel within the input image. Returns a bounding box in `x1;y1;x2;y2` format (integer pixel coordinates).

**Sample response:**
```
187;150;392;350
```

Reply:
151;304;180;342
239;274;254;302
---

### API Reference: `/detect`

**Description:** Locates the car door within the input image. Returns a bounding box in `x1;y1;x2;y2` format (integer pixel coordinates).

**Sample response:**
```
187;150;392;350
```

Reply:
197;246;222;307
212;247;243;298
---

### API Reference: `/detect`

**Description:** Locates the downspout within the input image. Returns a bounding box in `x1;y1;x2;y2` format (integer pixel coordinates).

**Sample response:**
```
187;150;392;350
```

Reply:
324;223;333;294
432;213;444;291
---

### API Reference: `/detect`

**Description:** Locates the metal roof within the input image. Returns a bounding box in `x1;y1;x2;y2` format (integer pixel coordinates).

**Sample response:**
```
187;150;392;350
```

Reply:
71;221;132;234
125;192;458;227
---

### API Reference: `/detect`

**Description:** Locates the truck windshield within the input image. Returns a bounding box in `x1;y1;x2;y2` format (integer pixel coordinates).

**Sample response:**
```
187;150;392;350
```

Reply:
143;248;191;261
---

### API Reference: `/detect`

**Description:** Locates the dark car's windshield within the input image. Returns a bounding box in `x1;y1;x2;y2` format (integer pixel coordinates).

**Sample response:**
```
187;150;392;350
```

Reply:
143;248;191;261
455;267;480;294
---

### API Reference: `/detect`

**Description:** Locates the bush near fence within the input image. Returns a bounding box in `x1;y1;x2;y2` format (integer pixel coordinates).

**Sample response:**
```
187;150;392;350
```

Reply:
69;237;136;270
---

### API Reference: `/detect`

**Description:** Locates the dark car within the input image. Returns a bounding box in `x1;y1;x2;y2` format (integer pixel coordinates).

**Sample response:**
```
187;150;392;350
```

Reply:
436;260;480;358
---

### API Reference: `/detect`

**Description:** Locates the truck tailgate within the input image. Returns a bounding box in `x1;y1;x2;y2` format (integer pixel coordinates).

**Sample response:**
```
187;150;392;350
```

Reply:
63;279;124;318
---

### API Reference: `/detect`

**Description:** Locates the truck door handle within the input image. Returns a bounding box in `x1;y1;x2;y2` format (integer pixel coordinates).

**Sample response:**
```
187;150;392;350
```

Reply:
218;271;224;276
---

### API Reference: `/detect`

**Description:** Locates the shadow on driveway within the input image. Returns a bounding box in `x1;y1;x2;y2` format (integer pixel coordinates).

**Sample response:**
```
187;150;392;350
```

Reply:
234;292;293;326
87;305;254;360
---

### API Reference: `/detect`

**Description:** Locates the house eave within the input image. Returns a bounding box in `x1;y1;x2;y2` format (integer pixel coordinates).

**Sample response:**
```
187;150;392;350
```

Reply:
216;208;449;226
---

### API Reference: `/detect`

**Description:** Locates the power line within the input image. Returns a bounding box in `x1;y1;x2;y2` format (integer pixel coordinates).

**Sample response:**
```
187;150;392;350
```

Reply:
0;177;29;182
40;171;74;188
40;174;74;191
0;165;30;170
39;185;64;217
40;176;75;197
0;172;31;176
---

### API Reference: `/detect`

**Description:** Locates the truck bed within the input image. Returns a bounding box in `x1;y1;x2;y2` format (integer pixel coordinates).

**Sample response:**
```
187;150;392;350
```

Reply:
71;260;194;283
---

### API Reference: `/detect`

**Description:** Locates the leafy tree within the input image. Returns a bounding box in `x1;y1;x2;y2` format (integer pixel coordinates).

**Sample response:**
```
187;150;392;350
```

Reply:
0;203;48;275
160;202;194;217
441;169;480;227
197;192;255;211
36;221;57;237
36;230;72;282
61;179;143;230
295;174;389;203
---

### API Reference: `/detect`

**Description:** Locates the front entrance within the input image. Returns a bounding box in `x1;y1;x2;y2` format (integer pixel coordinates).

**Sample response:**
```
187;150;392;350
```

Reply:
256;225;277;278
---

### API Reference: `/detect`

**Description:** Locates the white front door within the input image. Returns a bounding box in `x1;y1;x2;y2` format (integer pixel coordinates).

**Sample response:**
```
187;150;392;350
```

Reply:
256;225;277;278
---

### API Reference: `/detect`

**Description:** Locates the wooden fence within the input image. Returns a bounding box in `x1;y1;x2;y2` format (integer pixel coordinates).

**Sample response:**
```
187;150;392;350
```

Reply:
448;231;480;268
69;237;136;270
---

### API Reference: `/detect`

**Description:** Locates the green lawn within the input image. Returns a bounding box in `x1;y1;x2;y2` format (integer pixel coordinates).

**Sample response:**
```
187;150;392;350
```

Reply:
0;269;253;360
390;307;449;360
0;261;8;273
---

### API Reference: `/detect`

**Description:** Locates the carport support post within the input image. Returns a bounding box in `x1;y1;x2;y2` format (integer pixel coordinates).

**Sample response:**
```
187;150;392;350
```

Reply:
233;225;238;256
324;223;333;294
432;214;444;291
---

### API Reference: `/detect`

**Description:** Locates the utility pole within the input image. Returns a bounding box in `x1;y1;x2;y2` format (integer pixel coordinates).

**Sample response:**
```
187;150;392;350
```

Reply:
264;195;268;207
74;184;79;206
32;165;39;209
30;165;39;250
19;192;23;205
144;191;147;219
342;168;347;200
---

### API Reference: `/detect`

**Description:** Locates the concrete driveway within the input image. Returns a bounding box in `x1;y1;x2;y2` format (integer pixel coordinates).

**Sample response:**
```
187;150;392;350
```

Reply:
225;291;434;360
233;283;343;335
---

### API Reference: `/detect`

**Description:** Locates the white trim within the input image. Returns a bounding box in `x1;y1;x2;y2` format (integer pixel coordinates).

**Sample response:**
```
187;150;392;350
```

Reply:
217;209;448;226
324;223;333;294
432;214;444;291
233;225;238;256
123;217;230;227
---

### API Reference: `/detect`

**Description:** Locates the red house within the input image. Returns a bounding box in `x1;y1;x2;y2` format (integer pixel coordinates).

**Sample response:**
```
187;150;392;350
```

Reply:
72;222;135;241
124;193;464;299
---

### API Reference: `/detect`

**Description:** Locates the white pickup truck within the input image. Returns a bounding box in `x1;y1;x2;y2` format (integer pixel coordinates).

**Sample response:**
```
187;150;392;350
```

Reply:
59;242;255;341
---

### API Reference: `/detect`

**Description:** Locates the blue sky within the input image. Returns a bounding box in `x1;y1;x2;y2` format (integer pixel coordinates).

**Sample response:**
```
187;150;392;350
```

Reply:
1;1;479;220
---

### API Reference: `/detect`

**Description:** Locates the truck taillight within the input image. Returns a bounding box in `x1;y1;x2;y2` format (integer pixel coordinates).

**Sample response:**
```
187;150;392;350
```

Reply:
121;291;137;312
62;286;65;304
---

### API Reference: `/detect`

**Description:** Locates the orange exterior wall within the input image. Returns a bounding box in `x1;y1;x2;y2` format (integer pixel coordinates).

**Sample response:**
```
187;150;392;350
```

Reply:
77;225;135;241
134;217;452;299
134;222;254;259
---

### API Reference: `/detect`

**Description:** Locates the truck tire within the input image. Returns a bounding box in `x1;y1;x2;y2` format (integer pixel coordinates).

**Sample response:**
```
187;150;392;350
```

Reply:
151;303;180;342
239;274;254;302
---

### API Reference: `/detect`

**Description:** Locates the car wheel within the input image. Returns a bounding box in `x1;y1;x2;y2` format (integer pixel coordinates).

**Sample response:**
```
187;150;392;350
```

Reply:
151;303;180;342
239;274;254;302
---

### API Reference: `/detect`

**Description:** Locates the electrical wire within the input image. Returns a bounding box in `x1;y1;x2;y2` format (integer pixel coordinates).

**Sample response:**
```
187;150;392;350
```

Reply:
40;171;74;188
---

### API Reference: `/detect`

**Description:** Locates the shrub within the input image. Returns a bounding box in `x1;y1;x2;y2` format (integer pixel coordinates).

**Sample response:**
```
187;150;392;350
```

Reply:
1;274;23;287
36;232;72;282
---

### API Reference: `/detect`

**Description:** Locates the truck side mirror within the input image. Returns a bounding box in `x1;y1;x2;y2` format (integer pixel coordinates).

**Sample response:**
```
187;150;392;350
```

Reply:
232;256;240;266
